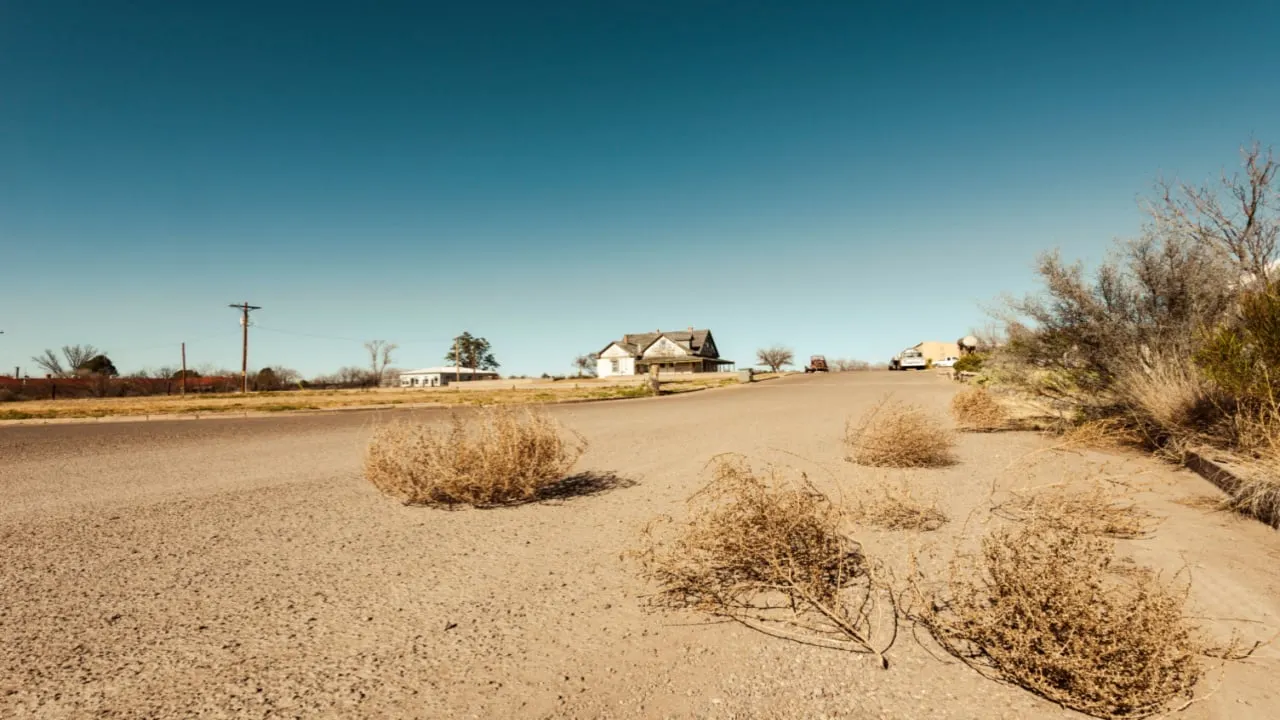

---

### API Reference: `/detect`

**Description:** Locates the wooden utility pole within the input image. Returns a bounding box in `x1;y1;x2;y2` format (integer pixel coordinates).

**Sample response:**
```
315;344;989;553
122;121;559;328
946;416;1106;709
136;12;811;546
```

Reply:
180;342;187;397
228;302;262;394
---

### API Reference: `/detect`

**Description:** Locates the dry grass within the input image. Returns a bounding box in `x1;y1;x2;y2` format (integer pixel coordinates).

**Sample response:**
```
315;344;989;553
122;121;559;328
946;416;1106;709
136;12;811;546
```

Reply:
1059;418;1144;450
914;522;1203;719
950;387;1007;432
993;484;1160;539
364;407;585;507
1116;355;1227;450
850;481;948;531
1224;472;1280;528
0;377;738;420
846;397;956;468
634;456;895;665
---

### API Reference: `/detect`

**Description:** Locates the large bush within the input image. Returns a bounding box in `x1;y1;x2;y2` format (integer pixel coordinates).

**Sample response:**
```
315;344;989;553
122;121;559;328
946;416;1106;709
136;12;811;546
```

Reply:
365;407;585;506
996;145;1278;427
1195;279;1280;402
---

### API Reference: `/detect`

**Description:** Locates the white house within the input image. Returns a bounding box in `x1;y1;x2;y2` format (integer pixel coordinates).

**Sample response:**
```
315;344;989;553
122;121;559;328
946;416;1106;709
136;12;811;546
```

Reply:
399;366;499;388
596;328;733;378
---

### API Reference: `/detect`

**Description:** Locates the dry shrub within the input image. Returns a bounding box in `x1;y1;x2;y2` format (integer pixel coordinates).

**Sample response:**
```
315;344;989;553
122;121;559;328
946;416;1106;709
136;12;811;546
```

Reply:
994;484;1159;539
364;407;584;506
1060;418;1143;450
1224;473;1280;528
851;481;948;531
635;456;895;665
1116;355;1227;448
915;523;1202;719
846;397;956;468
950;387;1007;432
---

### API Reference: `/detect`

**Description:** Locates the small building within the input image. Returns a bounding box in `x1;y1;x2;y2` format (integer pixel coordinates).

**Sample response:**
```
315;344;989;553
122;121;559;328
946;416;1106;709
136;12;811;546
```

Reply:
596;328;734;378
399;367;499;388
911;340;962;363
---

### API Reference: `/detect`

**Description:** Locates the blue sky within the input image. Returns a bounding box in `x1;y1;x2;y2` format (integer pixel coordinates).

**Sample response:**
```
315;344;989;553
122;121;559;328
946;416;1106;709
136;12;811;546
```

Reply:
1;1;1277;378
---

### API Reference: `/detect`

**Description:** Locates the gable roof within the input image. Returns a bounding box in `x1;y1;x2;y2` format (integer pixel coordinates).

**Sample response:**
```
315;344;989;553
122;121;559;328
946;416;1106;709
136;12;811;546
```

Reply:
597;329;718;358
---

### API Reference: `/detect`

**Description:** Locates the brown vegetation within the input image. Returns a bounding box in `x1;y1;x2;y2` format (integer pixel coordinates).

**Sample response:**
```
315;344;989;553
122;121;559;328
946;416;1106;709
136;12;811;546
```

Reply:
993;484;1159;539
364;407;585;506
950;387;1007;432
914;522;1203;719
989;144;1280;525
635;456;895;665
846;397;956;468
1223;471;1280;528
850;481;948;531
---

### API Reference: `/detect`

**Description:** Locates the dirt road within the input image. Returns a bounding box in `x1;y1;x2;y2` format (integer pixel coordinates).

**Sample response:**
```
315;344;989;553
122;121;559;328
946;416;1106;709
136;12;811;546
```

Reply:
3;372;1278;718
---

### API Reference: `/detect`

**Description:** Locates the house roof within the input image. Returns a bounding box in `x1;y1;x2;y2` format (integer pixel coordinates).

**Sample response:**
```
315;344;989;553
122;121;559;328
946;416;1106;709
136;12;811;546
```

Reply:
600;329;717;358
400;367;499;375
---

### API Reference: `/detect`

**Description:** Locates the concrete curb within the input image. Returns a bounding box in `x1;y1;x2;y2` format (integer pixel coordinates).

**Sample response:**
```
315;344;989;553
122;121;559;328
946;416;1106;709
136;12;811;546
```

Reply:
1183;450;1244;496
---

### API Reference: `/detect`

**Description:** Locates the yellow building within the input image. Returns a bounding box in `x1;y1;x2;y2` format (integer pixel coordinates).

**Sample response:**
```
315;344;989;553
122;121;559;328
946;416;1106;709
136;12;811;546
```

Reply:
912;340;961;363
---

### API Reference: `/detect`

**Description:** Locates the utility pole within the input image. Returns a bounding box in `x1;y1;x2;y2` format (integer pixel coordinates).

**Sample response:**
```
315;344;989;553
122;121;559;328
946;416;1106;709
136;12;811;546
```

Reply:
228;302;262;394
454;336;461;389
181;342;187;398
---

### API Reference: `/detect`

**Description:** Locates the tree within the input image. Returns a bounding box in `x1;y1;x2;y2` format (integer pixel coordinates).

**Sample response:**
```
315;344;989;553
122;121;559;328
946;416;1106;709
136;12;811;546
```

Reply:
364;340;399;385
255;367;281;391
31;344;100;378
572;353;597;377
78;354;118;377
337;366;375;386
445;332;500;372
756;346;794;372
274;367;302;387
172;369;202;380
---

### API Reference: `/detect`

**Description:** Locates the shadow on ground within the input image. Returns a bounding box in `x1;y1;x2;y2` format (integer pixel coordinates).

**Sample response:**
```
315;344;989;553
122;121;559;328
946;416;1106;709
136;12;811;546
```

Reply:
533;471;638;503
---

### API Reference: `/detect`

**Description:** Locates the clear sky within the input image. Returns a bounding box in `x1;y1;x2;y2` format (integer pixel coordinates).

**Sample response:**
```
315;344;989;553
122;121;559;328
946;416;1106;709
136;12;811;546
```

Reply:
1;1;1277;378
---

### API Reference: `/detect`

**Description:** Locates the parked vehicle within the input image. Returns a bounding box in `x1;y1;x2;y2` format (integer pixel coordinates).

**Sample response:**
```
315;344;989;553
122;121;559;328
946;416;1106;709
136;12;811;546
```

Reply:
889;348;927;371
934;356;960;368
805;355;829;373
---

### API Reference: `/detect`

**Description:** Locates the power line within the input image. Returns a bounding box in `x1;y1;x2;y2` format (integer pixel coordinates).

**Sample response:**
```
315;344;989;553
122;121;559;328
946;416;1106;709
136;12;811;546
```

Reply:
253;325;453;346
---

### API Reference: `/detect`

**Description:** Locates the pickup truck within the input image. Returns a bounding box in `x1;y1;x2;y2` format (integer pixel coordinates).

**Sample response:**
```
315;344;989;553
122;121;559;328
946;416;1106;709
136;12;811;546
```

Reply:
890;348;927;371
805;355;829;373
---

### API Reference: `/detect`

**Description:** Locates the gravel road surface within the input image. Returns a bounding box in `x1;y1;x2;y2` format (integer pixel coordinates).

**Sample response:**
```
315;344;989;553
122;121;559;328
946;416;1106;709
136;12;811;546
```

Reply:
3;372;1278;718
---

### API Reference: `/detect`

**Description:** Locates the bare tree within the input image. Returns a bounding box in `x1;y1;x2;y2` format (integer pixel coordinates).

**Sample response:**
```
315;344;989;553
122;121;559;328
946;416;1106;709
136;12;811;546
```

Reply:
756;346;795;372
832;358;870;372
31;344;101;378
572;354;596;377
365;340;398;384
337;365;375;387
274;367;302;387
1150;142;1279;284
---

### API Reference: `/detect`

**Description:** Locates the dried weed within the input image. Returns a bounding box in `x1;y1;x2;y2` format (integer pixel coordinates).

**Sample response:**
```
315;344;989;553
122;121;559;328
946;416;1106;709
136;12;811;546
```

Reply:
913;522;1203;719
993;484;1160;539
950;387;1008;432
846;397;957;468
634;456;896;665
364;406;585;506
1060;418;1144;450
851;481;948;532
1223;472;1280;528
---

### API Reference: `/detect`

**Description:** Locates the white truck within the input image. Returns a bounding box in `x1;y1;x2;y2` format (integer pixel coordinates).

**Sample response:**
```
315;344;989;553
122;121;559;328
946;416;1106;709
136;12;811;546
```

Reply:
890;348;927;371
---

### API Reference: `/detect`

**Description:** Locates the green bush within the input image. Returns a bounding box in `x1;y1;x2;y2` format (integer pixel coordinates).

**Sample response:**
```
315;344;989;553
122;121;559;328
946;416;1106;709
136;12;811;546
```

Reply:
953;353;987;373
1195;280;1280;402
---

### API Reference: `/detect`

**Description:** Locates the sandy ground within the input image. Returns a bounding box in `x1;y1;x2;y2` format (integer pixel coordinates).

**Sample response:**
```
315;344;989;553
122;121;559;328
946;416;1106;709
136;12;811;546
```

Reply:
2;372;1278;718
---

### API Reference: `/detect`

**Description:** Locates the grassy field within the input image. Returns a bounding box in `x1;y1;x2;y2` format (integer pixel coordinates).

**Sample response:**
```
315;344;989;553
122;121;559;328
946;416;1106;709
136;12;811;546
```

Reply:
0;375;763;421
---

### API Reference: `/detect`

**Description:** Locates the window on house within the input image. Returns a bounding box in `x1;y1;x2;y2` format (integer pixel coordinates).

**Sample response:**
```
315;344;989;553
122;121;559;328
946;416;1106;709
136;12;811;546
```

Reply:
611;359;621;373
